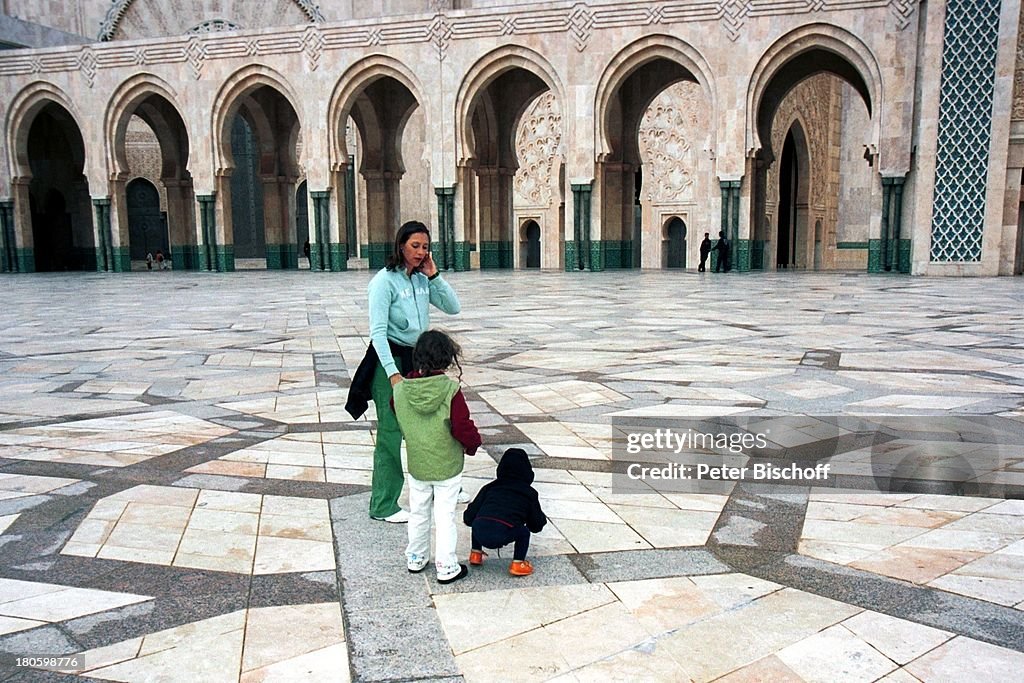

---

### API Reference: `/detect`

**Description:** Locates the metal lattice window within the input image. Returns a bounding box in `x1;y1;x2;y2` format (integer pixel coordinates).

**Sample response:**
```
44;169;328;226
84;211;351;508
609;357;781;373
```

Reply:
930;0;1002;262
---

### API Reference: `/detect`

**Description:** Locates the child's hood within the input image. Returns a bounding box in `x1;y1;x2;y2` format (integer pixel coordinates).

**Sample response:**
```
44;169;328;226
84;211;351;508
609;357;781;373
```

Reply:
396;374;456;414
496;448;534;484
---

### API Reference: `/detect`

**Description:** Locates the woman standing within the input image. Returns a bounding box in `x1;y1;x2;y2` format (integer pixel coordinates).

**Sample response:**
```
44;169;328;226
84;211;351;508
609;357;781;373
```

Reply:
346;221;461;523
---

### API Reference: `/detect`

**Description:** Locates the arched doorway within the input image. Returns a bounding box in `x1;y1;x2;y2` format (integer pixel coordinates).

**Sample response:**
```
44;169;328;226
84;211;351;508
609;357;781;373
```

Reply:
126;178;167;262
107;81;193;271
457;48;563;270
597;41;715;271
522;220;541;268
751;46;874;272
214;72;303;271
331;70;422;269
776;128;807;269
26;103;91;272
664;217;686;268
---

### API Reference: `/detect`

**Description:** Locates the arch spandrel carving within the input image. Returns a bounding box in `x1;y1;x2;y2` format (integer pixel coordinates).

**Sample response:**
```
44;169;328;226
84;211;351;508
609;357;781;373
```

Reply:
638;82;708;204
513;92;563;208
99;0;323;41
455;45;566;168
594;35;718;164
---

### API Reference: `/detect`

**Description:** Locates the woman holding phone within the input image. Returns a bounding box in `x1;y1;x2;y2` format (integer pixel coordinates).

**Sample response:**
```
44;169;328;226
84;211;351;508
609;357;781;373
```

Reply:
356;221;461;522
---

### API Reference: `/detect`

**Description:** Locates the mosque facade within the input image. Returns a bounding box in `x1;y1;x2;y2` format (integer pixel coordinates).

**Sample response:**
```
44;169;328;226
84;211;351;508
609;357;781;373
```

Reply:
0;0;1021;276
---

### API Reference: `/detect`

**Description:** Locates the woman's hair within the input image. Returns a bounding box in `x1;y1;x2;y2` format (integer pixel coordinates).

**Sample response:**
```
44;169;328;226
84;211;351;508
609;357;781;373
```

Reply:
413;329;462;379
385;220;431;271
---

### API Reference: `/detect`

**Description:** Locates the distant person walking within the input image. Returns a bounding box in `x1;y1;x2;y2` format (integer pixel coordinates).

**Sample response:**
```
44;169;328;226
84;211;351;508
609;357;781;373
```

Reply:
714;231;730;273
699;233;712;272
303;239;312;269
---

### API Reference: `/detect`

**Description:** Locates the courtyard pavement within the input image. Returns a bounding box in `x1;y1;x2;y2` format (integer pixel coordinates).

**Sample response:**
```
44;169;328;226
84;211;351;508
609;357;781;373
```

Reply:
0;268;1022;682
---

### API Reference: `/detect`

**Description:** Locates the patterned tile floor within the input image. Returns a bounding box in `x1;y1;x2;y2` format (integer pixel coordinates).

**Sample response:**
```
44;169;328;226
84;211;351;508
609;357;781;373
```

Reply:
0;270;1022;681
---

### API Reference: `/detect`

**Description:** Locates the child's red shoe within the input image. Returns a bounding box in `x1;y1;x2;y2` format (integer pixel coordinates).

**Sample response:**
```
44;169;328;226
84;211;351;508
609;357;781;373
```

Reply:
469;549;487;566
509;560;533;576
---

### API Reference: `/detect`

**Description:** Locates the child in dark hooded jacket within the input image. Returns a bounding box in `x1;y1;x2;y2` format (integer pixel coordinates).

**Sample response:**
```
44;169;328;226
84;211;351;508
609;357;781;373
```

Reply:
463;448;546;576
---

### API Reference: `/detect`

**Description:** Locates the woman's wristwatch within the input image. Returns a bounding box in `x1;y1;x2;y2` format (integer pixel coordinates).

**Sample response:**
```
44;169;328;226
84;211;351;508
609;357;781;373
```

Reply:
428;271;440;281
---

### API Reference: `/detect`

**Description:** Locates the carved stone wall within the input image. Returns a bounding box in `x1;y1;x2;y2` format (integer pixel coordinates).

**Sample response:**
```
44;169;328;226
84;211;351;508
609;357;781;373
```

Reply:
104;0;314;41
125;116;167;211
1014;4;1024;121
513;91;564;269
513;92;563;209
637;81;707;205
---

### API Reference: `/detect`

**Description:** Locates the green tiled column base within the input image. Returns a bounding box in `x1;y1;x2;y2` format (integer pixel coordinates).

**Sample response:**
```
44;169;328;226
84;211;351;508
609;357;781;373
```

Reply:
601;240;634;269
898;240;911;273
734;239;751;272
173;245;202;271
589;241;604;272
564;241;578;271
868;240;910;274
17;248;35;273
215;246;235;272
265;243;299;270
332;243;348;271
480;241;512;269
92;247;105;271
367;242;389;269
750;240;765;270
453;242;471;271
868;240;881;272
113;247;131;273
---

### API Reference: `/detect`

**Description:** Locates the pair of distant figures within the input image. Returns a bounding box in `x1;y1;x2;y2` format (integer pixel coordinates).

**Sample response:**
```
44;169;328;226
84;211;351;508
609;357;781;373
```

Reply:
145;251;170;271
698;231;731;272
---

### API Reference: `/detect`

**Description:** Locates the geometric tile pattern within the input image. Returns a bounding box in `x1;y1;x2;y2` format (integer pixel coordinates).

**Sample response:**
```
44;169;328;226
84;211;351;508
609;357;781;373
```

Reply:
1;271;1024;681
63;486;336;574
930;0;1002;262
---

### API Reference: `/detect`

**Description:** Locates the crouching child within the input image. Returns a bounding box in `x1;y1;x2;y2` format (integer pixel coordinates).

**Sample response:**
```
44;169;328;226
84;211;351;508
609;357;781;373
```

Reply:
463;448;546;576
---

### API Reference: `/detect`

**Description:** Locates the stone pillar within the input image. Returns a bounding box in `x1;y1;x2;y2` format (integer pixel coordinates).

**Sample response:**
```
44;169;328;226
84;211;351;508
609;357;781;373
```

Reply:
570;183;593;271
197;194;217;272
878;175;908;273
1;200;16;273
164;180;192;270
213;174;235;272
719;179;744;271
311;189;342;271
435;186;455;271
11;179;33;272
360;169;401;268
91;197;113;272
345;159;357;257
454;163;475;271
106;179;131;272
262;176;284;269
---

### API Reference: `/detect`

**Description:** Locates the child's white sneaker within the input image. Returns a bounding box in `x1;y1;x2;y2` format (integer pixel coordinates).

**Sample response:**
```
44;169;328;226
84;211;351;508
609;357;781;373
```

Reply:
407;554;429;573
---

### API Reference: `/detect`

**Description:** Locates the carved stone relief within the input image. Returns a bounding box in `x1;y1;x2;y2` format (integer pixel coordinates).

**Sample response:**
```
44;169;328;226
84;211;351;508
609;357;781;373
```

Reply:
513;93;563;208
637;81;707;204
